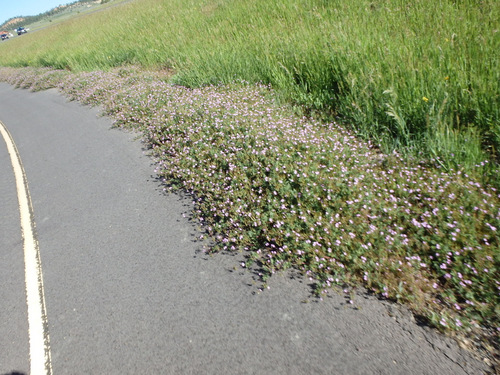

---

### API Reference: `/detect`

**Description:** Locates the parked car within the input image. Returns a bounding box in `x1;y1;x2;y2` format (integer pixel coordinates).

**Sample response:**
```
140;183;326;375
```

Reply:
16;27;27;35
1;33;9;41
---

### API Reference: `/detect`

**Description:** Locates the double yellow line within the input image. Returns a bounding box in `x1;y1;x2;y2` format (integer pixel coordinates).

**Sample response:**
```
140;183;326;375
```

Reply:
0;120;52;375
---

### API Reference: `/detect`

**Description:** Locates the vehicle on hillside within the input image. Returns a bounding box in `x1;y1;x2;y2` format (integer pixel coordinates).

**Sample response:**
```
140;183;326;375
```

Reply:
16;27;27;35
1;33;9;41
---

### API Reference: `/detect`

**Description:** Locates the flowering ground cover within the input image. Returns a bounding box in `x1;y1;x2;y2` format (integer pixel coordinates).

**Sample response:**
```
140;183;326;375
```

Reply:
0;66;498;361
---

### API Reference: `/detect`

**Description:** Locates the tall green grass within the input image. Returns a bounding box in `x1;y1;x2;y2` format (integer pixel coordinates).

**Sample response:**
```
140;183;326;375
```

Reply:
0;0;498;180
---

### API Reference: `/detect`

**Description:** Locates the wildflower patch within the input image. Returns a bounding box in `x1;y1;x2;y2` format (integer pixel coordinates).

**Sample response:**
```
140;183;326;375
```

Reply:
0;66;497;356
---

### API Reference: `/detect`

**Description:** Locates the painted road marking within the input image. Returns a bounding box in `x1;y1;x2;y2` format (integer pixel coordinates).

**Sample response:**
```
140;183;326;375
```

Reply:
0;120;52;375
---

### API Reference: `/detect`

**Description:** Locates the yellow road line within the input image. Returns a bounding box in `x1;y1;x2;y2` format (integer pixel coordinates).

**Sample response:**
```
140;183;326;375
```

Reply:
0;120;52;375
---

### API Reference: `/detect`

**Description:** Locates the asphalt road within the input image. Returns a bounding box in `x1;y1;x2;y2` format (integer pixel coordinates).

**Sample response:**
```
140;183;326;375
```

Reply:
0;83;489;374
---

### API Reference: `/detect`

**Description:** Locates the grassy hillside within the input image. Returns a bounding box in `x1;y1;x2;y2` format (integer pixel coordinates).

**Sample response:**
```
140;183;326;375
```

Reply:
0;1;109;30
1;0;128;37
0;0;498;182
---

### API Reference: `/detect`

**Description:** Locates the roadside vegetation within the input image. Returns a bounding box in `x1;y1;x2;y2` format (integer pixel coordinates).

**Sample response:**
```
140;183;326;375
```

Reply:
0;0;498;182
0;0;498;364
1;65;498;363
